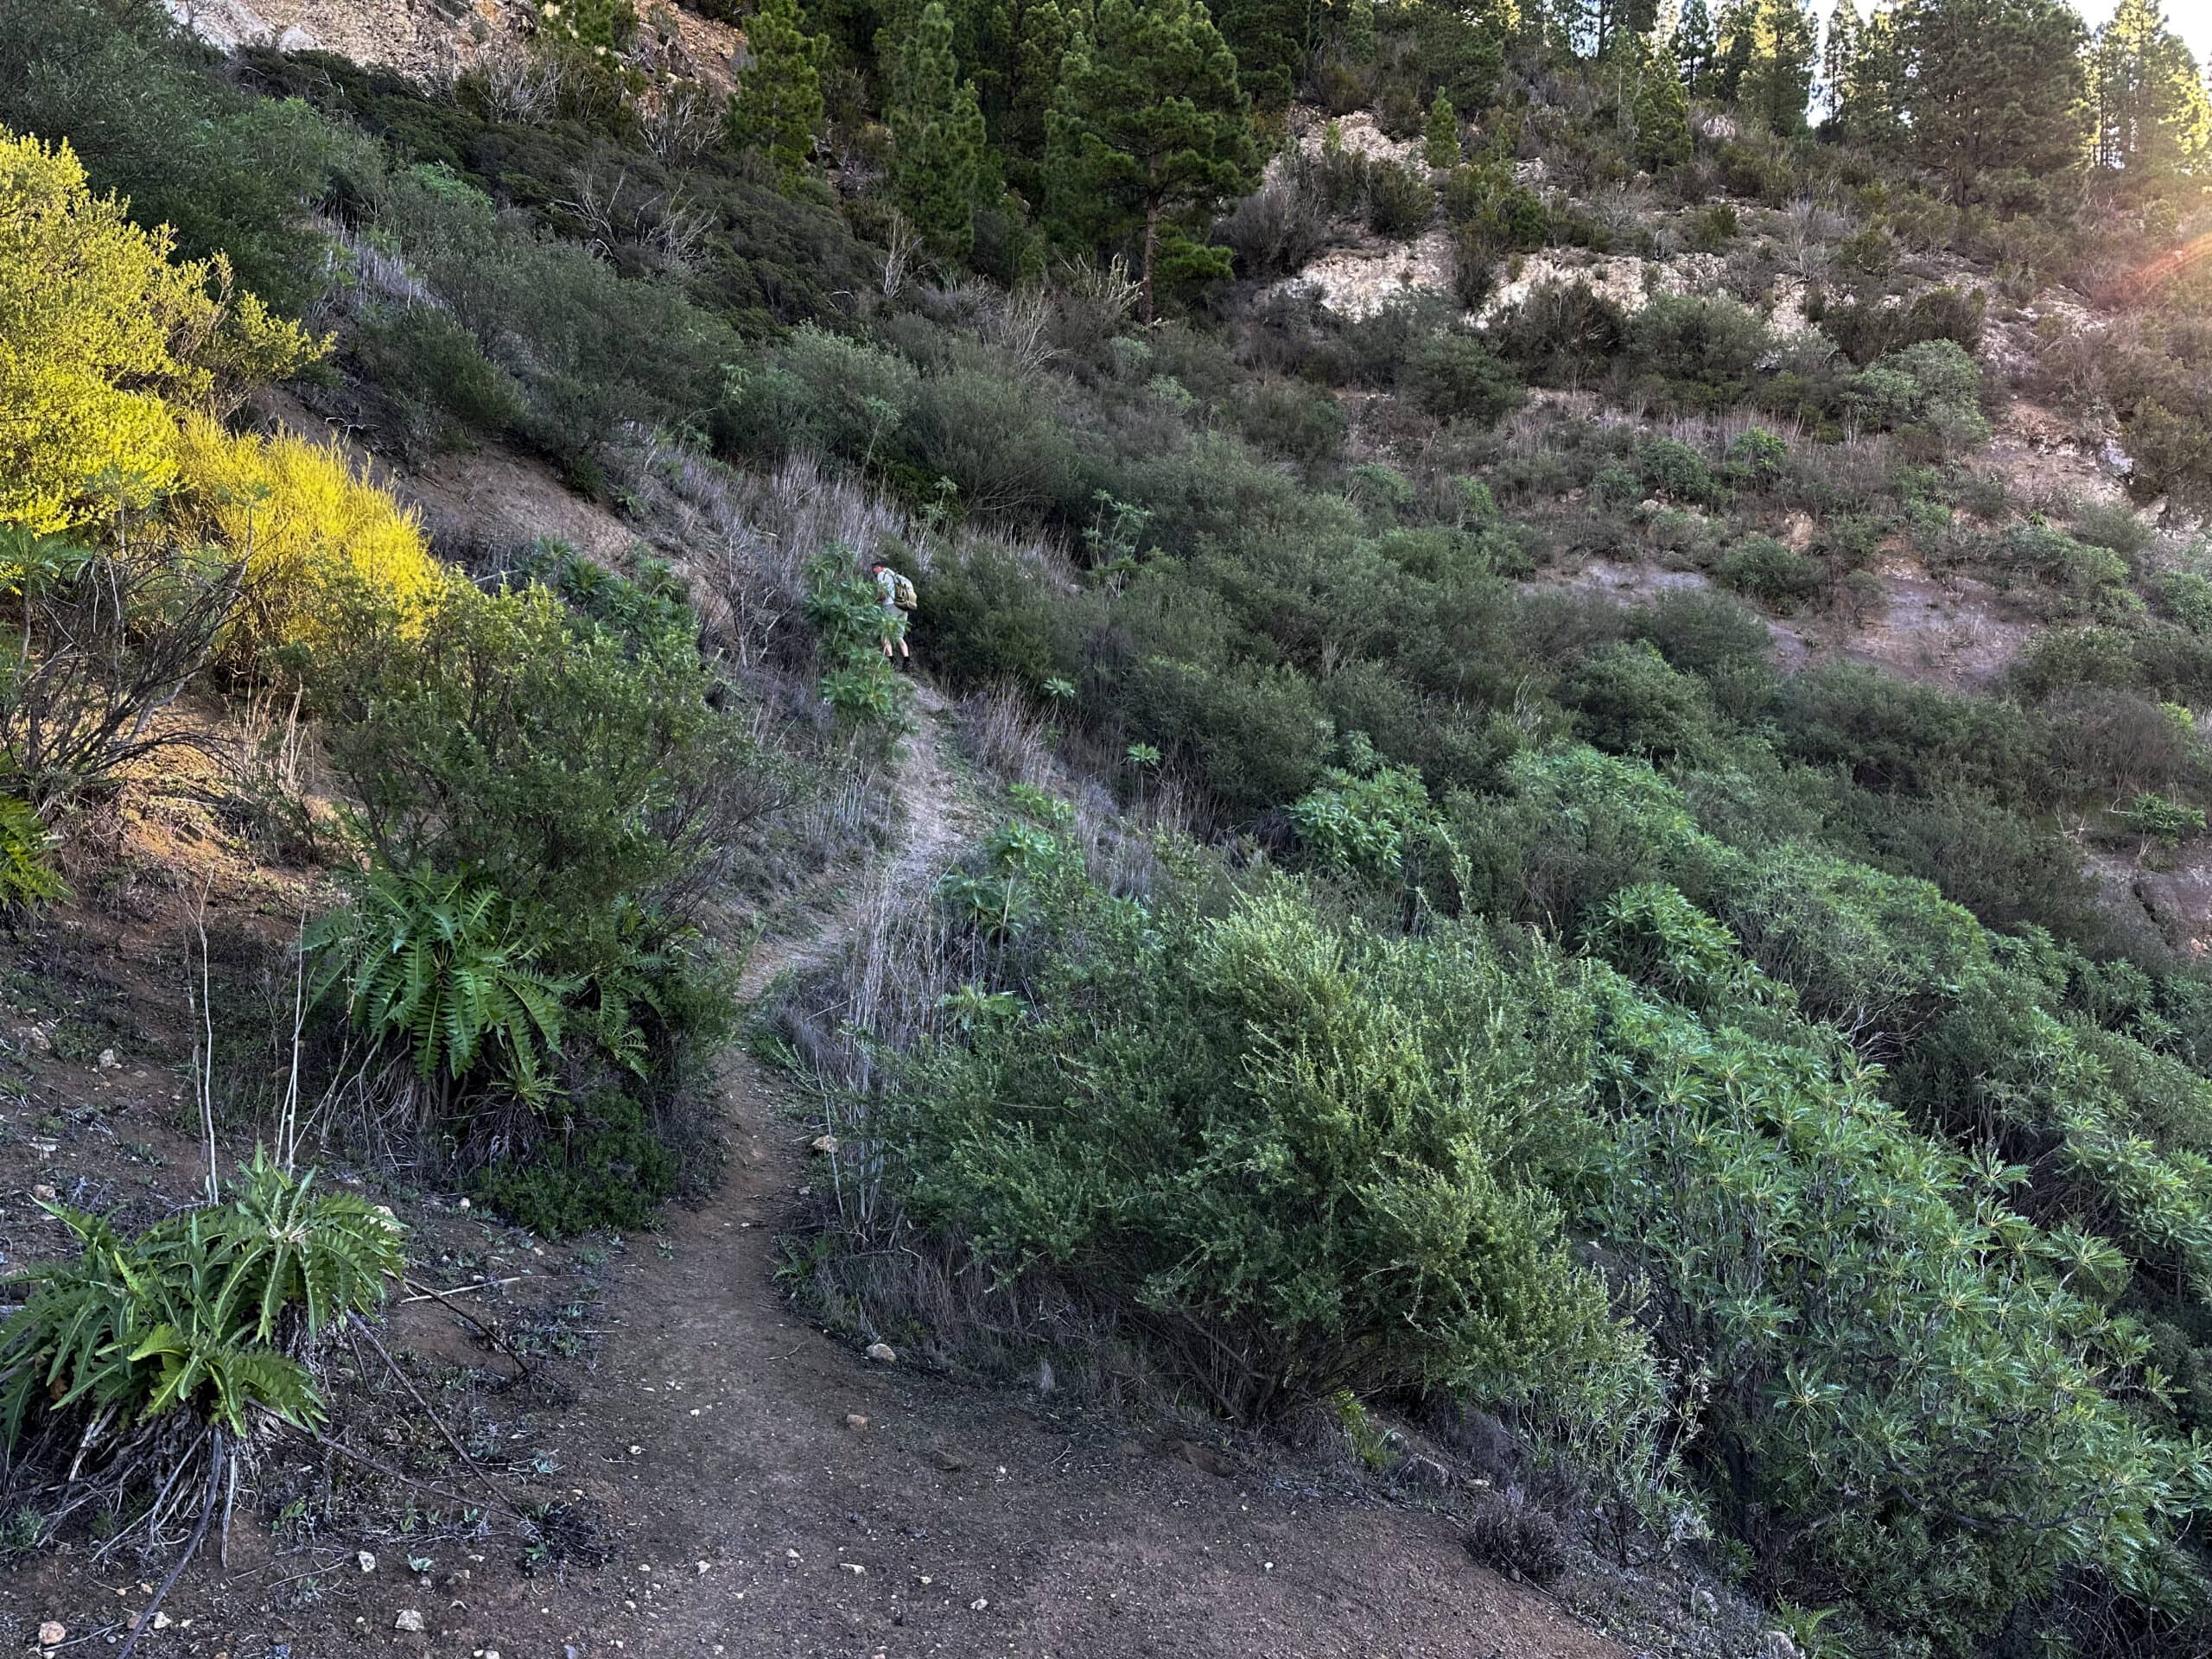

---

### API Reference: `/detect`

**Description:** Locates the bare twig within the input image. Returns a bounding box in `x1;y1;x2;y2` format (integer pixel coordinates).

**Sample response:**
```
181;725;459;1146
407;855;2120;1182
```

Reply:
117;1432;224;1659
397;1274;528;1305
349;1313;531;1514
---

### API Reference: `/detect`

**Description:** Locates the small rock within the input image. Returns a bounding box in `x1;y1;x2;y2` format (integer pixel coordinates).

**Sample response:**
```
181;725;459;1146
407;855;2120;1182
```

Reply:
865;1342;896;1363
810;1134;838;1154
846;1413;870;1432
969;1598;989;1611
358;1549;377;1573
931;1448;966;1472
457;1197;470;1211
1691;1587;1719;1620
394;1609;426;1633
1760;1634;1802;1659
31;1183;55;1202
96;1047;119;1070
1391;1452;1453;1492
37;1623;65;1649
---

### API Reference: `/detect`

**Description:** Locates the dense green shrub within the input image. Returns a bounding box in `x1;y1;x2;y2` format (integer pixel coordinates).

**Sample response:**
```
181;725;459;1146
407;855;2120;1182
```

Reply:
1820;283;1986;365
1620;293;1770;411
1587;959;2209;1654
1496;280;1627;382
1289;759;1436;874
349;302;524;454
472;1090;678;1236
1400;334;1523;425
1847;339;1991;451
1634;436;1723;505
304;566;753;1129
1561;641;1718;760
1363;160;1434;238
0;0;355;309
374;165;741;467
905;875;1635;1419
1715;532;1821;610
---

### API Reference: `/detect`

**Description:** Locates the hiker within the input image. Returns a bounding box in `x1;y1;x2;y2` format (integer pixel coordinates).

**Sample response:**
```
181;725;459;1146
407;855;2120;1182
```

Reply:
872;559;917;664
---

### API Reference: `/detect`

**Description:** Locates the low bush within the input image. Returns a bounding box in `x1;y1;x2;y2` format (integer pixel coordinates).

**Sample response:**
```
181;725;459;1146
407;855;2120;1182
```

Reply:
1462;1491;1567;1586
1820;283;1986;365
349;302;525;454
471;1089;679;1235
1364;161;1434;238
1401;334;1524;425
1620;292;1770;411
1715;532;1821;611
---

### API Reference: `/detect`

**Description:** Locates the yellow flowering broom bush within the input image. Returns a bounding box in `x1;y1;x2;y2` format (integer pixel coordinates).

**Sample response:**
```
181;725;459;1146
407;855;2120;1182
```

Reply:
167;413;442;657
0;127;321;533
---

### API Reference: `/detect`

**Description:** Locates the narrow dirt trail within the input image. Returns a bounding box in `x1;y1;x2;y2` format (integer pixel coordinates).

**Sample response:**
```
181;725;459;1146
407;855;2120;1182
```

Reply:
734;680;967;1003
459;685;1624;1659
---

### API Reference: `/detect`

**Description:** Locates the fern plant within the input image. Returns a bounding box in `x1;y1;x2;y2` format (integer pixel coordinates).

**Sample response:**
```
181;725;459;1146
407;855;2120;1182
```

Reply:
306;864;569;1101
0;1159;404;1446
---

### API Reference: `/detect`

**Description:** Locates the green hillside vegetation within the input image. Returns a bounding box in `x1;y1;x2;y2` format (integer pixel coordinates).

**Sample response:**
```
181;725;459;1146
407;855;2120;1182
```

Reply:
7;0;2212;1653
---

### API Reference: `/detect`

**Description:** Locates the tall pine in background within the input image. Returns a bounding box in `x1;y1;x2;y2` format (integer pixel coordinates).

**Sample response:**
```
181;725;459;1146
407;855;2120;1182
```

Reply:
1895;0;2088;207
1209;0;1310;109
1841;0;1904;143
887;1;995;253
1633;35;1694;167
1675;0;1717;92
1818;0;1857;127
1734;0;1817;132
1044;0;1261;321
726;0;828;186
2089;0;2211;191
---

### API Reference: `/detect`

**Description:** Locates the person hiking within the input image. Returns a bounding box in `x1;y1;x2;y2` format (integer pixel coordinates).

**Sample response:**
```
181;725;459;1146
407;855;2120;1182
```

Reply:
872;559;917;665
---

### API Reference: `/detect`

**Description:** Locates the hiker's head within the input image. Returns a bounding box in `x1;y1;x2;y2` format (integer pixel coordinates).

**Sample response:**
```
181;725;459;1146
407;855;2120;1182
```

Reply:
870;561;887;574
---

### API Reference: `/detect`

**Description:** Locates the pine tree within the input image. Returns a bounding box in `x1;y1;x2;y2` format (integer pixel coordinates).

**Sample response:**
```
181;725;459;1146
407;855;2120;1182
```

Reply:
2089;0;2211;187
1210;0;1311;109
1340;0;1377;64
1425;90;1461;169
1044;0;1262;321
1734;0;1817;131
1843;0;1905;144
963;0;1071;200
725;0;827;187
1675;0;1718;92
1712;0;1756;99
1634;35;1695;166
1895;0;2089;206
887;1;994;253
1818;0;1858;126
1583;0;1661;57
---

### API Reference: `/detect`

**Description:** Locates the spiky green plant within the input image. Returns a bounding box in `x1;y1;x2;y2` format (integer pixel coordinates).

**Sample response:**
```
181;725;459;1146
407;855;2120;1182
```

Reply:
0;794;66;908
0;1158;404;1445
305;863;569;1101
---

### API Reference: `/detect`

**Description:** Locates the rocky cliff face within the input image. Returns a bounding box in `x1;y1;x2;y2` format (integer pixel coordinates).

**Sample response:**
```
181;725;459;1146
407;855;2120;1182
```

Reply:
164;0;743;92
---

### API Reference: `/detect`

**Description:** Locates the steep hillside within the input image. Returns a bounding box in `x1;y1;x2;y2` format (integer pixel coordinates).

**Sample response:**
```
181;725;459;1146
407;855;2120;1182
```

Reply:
9;3;2212;1658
